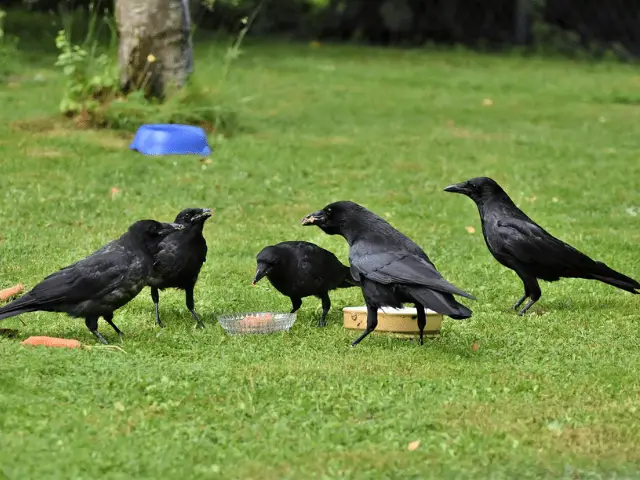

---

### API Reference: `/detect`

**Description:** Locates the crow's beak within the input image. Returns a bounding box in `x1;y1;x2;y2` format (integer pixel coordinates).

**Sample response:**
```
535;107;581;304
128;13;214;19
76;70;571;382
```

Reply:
301;210;324;226
160;222;185;235
444;183;468;195
252;264;270;285
193;208;213;222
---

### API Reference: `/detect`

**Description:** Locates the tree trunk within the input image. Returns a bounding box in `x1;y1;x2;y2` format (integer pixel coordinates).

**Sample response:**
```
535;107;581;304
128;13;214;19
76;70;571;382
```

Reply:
115;0;193;98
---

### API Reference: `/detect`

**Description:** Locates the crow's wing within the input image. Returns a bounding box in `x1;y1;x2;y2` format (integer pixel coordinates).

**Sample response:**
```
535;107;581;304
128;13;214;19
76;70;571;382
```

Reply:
154;238;181;268
159;232;208;268
495;219;596;273
27;249;131;306
350;251;475;299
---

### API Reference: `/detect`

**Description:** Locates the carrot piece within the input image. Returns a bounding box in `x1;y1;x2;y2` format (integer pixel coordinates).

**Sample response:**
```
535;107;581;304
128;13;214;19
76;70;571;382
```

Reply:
0;283;24;302
21;336;82;349
239;313;274;328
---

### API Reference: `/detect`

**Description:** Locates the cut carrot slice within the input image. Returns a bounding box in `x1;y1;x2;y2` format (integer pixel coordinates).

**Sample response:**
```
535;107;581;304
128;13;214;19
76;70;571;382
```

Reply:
238;313;274;328
0;283;24;302
21;336;82;349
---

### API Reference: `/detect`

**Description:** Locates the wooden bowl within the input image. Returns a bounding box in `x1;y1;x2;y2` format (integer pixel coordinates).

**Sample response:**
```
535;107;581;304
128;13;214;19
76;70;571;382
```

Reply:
343;306;442;338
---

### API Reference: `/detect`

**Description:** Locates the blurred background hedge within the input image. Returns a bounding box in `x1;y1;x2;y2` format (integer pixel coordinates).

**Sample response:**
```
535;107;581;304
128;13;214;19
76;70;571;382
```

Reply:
5;0;640;59
3;0;638;60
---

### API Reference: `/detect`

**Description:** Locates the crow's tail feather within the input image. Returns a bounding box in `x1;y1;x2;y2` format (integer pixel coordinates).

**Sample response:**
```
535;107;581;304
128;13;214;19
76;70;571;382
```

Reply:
404;286;472;320
0;295;38;321
588;261;640;294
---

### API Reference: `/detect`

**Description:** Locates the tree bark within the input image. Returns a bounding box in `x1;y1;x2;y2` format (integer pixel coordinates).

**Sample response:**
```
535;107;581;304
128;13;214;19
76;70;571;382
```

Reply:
115;0;193;98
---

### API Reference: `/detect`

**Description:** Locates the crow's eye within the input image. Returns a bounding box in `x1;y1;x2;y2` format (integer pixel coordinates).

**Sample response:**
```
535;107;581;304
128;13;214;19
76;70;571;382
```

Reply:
325;208;332;215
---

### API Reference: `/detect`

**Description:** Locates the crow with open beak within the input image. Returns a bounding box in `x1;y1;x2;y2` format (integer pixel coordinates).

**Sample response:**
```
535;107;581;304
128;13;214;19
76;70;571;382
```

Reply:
147;208;213;328
302;201;474;346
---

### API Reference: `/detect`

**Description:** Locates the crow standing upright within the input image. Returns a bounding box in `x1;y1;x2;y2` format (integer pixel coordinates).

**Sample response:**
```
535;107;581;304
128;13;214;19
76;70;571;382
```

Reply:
444;176;640;314
301;201;474;345
147;208;212;328
0;220;184;344
252;241;359;327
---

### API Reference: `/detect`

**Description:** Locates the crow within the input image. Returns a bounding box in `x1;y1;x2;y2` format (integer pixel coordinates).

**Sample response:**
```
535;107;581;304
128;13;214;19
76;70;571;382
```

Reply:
0;220;184;344
252;241;359;327
444;176;640;314
147;207;212;329
301;201;474;345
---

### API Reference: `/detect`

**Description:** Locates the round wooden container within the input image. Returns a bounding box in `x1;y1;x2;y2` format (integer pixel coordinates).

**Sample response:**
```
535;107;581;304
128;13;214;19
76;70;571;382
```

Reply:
343;306;442;338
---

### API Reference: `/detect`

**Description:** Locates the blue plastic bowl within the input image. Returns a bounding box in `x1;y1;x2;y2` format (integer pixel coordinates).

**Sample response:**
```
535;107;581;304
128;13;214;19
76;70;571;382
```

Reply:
129;124;212;156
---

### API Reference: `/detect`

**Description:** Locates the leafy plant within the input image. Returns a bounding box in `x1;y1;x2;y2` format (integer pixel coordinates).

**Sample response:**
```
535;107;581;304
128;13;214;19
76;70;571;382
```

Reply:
52;0;256;137
53;6;119;116
0;9;5;41
102;80;240;136
0;9;21;79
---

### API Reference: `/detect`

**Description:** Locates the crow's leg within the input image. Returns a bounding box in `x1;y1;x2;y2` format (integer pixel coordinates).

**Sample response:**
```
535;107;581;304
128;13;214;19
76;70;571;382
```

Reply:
317;292;331;328
512;272;531;311
185;285;205;329
415;303;426;345
351;303;378;347
518;276;542;316
289;297;302;314
103;313;124;339
151;287;164;328
85;316;108;345
512;293;528;311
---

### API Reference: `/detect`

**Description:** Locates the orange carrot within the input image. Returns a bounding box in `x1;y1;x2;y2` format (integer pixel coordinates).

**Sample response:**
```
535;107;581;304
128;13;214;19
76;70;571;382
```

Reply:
239;313;274;328
21;336;82;349
0;283;24;302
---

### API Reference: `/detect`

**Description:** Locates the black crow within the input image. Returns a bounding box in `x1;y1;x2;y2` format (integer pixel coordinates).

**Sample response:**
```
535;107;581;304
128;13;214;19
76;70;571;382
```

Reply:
301;201;474;345
252;241;359;327
0;220;184;344
444;176;640;314
147;207;212;329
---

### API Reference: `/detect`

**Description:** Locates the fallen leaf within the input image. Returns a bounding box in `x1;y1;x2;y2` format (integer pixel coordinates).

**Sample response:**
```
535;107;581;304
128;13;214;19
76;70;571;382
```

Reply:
199;157;212;165
114;401;125;412
465;226;475;234
472;342;479;351
408;440;420;451
525;196;537;203
309;41;322;48
482;98;493;106
552;197;559;203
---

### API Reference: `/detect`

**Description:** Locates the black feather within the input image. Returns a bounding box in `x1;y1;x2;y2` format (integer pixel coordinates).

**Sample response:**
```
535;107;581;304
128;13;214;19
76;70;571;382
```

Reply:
302;201;474;345
147;207;212;328
445;176;639;315
253;241;359;327
0;220;182;343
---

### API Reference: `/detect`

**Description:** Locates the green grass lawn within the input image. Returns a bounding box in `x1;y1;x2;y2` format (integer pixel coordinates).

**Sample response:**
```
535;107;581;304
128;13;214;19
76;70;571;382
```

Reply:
1;38;639;479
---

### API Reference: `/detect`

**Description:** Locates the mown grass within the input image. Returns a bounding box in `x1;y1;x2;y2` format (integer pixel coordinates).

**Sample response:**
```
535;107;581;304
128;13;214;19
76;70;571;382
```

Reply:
1;34;639;479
